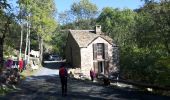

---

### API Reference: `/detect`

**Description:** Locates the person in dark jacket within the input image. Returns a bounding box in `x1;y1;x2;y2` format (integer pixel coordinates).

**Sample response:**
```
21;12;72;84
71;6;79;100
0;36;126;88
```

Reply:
90;69;95;81
6;57;13;69
59;63;68;96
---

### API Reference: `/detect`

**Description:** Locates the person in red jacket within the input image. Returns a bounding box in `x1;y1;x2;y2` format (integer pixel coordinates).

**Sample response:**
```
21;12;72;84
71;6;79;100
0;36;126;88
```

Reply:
59;63;68;96
19;58;23;72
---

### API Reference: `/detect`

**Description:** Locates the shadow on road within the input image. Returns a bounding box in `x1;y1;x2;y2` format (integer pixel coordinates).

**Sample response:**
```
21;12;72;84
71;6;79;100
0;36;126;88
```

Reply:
0;75;170;100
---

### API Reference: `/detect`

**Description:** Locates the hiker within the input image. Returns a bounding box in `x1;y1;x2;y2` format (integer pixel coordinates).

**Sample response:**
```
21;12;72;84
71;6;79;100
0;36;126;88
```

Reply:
6;57;13;69
19;58;23;72
59;63;68;96
90;69;95;81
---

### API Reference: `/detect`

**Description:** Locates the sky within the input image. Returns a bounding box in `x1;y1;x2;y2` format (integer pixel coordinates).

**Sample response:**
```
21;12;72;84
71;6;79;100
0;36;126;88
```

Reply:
9;0;145;13
54;0;145;12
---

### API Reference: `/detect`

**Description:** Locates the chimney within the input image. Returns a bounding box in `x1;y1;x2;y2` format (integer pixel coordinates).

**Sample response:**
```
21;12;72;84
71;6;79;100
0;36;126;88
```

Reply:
95;25;101;35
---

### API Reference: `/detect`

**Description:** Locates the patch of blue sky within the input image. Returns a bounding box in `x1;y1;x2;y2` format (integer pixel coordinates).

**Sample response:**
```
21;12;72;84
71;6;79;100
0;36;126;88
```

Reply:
55;0;145;13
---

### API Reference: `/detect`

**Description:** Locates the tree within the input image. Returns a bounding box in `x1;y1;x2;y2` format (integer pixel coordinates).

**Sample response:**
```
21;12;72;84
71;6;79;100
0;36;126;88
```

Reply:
0;0;15;68
136;0;170;55
51;29;68;56
18;0;57;62
119;1;170;86
97;1;170;87
151;1;170;54
55;0;99;56
97;7;137;46
0;0;10;10
58;10;75;25
70;0;98;29
71;0;98;20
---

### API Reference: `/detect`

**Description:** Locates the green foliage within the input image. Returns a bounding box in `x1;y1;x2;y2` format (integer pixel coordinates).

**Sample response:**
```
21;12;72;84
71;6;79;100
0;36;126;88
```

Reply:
0;2;21;67
154;57;170;86
120;47;170;86
71;0;98;20
97;7;137;46
55;0;99;56
18;0;57;42
0;0;10;10
50;29;68;57
96;1;170;87
120;47;158;82
0;86;13;95
58;0;98;30
136;1;170;54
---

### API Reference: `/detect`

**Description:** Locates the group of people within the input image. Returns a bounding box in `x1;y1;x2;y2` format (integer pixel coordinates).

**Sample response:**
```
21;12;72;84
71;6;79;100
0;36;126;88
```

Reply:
0;67;21;87
5;57;24;72
0;57;22;89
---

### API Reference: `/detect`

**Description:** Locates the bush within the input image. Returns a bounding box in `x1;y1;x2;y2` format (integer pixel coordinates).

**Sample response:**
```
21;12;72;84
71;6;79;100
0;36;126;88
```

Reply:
120;47;170;86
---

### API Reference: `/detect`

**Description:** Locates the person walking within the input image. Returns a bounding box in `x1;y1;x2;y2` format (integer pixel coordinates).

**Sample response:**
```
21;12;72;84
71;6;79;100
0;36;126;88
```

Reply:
6;57;13;70
59;63;68;96
90;69;95;81
19;58;23;72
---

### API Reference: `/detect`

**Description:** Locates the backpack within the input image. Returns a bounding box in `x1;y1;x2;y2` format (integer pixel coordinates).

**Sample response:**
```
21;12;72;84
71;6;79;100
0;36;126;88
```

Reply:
59;67;67;77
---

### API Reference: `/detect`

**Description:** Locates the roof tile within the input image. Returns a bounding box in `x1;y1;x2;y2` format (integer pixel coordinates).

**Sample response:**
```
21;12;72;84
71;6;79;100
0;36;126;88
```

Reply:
70;30;113;47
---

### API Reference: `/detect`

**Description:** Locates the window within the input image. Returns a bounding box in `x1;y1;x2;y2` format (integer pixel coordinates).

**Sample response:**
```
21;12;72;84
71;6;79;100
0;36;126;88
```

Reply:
93;43;108;60
97;43;104;59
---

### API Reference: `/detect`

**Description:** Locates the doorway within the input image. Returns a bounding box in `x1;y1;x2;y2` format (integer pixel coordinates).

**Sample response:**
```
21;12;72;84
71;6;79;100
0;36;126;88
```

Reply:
98;61;104;74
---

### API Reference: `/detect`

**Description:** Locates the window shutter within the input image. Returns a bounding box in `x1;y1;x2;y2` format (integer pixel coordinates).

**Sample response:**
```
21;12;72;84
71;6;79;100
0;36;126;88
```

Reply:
104;61;109;74
104;43;108;60
93;44;97;60
93;61;98;74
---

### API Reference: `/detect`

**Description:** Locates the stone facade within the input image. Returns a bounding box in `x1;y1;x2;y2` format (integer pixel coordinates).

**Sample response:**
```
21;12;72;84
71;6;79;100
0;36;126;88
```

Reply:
65;27;118;78
80;37;114;77
65;33;81;68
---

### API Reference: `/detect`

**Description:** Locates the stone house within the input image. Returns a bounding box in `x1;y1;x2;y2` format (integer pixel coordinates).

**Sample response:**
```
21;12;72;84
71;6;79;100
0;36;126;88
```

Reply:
65;25;119;78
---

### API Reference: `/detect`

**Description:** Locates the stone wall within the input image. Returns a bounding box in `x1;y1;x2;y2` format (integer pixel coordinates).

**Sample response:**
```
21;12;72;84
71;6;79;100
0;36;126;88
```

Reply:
65;34;118;78
65;34;81;68
80;37;114;77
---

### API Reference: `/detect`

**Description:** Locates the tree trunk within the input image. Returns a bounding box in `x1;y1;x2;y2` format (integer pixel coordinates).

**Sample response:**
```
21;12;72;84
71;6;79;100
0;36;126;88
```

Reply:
38;36;43;63
19;22;23;59
38;35;41;61
40;37;43;63
0;36;4;69
27;21;31;63
24;21;29;61
164;40;170;55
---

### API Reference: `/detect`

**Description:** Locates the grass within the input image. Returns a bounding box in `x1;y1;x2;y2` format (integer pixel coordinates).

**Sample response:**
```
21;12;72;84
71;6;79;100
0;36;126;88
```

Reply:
20;67;40;80
0;66;40;96
0;86;14;96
